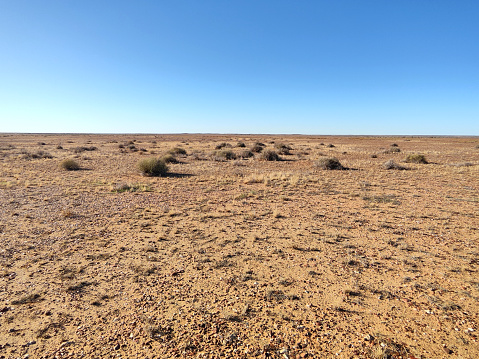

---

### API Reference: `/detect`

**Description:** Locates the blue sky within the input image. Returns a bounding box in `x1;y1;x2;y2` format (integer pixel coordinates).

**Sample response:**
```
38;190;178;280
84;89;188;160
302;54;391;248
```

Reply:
1;1;478;135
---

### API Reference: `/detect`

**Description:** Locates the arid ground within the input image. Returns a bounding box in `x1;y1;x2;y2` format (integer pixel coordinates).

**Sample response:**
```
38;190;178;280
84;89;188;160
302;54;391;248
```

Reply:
0;134;478;359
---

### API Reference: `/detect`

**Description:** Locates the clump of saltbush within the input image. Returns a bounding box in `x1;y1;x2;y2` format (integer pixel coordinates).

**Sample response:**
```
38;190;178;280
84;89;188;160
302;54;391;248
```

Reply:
238;150;254;159
236;142;246;148
160;153;179;164
213;150;236;161
215;142;232;150
315;157;345;170
138;158;168;177
405;154;428;164
250;142;265;153
167;147;187;155
274;143;292;155
259;150;280;161
61;159;80;171
383;160;406;170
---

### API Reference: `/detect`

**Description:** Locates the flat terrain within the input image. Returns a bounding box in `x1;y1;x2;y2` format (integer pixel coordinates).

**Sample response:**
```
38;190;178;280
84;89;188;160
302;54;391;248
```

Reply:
0;134;478;359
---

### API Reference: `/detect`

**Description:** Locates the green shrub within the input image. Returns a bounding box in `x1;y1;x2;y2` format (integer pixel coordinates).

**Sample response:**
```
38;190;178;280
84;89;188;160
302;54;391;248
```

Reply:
259;150;280;161
405;154;428;164
138;158;168;176
315;157;344;170
61;159;80;171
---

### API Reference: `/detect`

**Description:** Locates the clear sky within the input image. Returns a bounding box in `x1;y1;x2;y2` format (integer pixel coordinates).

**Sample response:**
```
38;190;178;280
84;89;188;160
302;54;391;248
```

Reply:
1;1;478;135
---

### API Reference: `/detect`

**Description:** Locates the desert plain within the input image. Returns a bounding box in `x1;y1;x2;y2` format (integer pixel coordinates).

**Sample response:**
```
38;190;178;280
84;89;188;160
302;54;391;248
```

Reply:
0;134;478;359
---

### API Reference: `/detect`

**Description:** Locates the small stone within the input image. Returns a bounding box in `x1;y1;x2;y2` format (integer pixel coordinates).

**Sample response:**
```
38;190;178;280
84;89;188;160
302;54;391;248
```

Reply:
443;346;453;354
114;344;120;350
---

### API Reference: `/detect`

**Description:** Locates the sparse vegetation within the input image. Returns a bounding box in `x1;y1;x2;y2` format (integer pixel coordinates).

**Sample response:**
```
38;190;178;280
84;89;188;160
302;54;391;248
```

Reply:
383;159;406;170
213;150;236;161
215;142;231;150
72;146;97;153
259;149;280;161
61;158;80;171
250;142;265;153
138;158;168;176
274;142;292;155
22;150;53;159
315;157;344;170
405;153;428;164
237;150;254;159
168;147;187;155
160;153;179;163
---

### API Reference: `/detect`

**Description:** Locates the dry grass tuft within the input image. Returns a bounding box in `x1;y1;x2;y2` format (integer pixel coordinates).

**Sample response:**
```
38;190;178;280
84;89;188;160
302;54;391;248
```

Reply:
61;159;80;171
382;160;407;170
405;153;428;164
315;157;344;170
259;150;280;161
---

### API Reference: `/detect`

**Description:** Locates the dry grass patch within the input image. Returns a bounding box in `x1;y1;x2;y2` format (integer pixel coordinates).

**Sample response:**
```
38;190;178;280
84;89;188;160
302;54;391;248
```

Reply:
405;153;428;164
61;158;80;171
382;159;407;170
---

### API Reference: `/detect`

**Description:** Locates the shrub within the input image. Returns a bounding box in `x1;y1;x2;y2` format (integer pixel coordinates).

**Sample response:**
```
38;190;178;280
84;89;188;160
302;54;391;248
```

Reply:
315;157;344;170
138;158;168;176
236;142;246;148
215;142;231;150
23;150;53;159
383;160;406;170
160;153;179;163
259;150;280;161
168;147;187;155
250;144;264;153
274;143;292;155
238;150;254;159
380;147;401;154
61;159;80;171
405;154;428;164
72;146;97;153
213;150;236;161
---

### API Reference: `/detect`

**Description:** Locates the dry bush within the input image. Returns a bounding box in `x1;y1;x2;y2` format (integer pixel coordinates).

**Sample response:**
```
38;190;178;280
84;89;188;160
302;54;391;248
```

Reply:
259;150;280;161
138;158;168;176
405;153;428;164
383;160;406;170
274;142;292;155
250;142;265;153
160;153;179;163
215;142;232;150
238;150;254;159
380;147;401;154
72;146;97;153
61;159;80;171
236;142;246;148
168;147;187;155
213;150;236;161
315;157;344;170
22;150;53;159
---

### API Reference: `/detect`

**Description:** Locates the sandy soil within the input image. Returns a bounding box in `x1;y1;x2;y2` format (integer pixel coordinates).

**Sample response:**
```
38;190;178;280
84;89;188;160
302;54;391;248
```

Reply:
0;134;478;359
